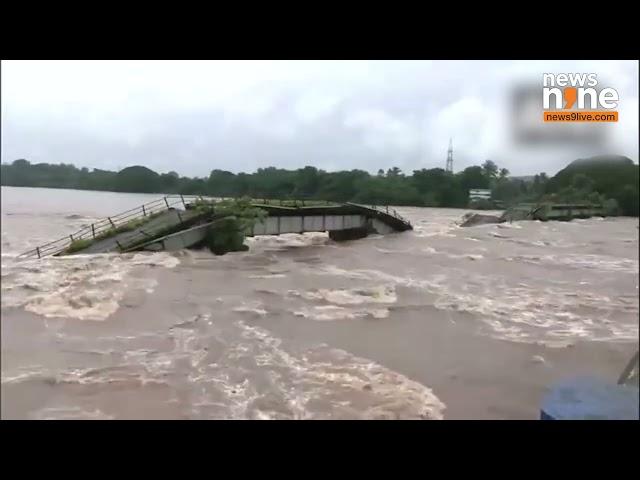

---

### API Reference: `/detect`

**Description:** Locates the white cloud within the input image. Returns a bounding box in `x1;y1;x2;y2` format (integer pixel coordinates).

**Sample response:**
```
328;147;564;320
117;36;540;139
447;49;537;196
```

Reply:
1;60;637;177
294;92;342;123
344;108;420;155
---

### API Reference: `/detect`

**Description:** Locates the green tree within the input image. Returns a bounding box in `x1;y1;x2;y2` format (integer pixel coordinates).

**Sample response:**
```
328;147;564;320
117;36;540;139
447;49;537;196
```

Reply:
3;155;637;217
12;159;30;167
482;160;499;180
618;184;639;216
293;166;321;198
114;166;162;193
571;173;595;192
386;166;403;178
492;179;521;203
458;166;490;191
208;169;237;197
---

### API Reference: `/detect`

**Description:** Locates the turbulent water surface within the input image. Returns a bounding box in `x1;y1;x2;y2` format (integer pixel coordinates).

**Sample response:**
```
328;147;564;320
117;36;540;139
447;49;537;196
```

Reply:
1;186;638;419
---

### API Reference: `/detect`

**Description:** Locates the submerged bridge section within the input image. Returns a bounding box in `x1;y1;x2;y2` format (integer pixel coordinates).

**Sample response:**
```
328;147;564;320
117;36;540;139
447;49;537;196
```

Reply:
249;202;411;236
137;202;411;253
19;196;413;258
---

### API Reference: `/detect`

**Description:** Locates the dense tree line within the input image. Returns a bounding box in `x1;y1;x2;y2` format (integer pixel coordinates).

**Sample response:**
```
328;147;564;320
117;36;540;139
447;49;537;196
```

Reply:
1;155;638;216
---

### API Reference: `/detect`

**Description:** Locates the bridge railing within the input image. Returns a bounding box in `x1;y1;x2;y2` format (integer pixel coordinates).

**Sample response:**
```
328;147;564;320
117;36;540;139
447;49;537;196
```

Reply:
18;194;205;259
249;198;338;207
21;196;412;259
346;202;412;226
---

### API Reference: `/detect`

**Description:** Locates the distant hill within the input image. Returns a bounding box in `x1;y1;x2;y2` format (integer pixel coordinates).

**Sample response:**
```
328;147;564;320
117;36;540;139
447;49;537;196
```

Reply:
114;165;162;193
546;155;639;216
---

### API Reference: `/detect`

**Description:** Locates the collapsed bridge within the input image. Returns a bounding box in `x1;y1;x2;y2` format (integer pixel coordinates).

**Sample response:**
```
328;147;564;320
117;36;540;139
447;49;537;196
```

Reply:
19;195;413;259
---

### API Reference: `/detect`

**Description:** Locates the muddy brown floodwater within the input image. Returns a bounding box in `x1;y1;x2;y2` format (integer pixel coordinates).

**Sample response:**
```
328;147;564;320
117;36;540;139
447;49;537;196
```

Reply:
1;186;638;419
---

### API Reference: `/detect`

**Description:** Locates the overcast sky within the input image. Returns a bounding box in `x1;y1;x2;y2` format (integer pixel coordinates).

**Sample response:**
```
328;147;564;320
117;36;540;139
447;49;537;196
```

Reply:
1;60;638;177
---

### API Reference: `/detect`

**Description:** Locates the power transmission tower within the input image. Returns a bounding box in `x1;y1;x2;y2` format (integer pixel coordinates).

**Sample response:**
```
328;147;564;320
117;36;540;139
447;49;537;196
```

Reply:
446;138;453;173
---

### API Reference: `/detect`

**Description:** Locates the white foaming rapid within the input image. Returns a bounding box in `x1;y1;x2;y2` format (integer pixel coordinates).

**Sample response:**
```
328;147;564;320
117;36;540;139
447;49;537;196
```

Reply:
497;222;523;229
232;302;268;316
9;315;445;419
375;247;410;254
1;252;180;321
504;253;638;274
291;285;397;306
413;223;458;238
445;253;484;261
231;321;446;419
307;265;639;346
247;232;330;251
31;407;116;420
285;282;396;322
293;305;390;321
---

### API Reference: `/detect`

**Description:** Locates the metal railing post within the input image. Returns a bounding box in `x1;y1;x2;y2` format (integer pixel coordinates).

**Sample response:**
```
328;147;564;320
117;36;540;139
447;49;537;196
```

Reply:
25;194;282;260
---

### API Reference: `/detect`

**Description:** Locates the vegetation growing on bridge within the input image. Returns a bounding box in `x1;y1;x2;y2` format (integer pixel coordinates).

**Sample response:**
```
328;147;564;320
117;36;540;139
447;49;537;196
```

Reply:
253;199;338;207
116;198;268;256
189;197;267;226
60;197;271;256
197;198;267;255
204;217;249;255
3;155;638;216
65;238;93;254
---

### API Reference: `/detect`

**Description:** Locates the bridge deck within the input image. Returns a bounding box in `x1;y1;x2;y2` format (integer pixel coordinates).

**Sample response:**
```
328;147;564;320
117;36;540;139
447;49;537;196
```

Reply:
19;197;412;258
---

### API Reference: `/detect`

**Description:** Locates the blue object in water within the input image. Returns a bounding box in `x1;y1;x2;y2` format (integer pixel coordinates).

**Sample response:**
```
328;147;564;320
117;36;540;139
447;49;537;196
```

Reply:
541;376;639;420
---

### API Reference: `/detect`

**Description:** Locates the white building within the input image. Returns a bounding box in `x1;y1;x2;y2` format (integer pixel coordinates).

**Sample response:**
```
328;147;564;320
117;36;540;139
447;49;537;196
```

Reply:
469;189;492;201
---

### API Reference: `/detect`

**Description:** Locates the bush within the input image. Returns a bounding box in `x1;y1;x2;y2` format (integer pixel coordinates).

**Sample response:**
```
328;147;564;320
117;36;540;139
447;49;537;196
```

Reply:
205;217;249;255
